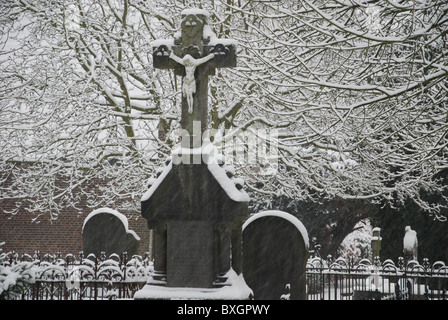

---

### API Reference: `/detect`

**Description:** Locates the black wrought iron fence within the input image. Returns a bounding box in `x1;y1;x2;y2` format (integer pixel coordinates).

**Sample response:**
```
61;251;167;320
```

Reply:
2;251;448;300
2;251;152;300
306;256;448;300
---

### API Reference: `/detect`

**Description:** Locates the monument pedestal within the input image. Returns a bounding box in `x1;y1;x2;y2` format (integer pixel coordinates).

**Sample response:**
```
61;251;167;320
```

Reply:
134;269;252;300
134;146;251;300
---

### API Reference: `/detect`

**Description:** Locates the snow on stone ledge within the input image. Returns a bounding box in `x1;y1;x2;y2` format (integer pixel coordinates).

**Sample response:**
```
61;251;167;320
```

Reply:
151;39;175;49
141;159;173;202
141;143;249;203
82;207;140;241
206;163;249;204
202;24;238;47
134;268;252;300
242;210;309;249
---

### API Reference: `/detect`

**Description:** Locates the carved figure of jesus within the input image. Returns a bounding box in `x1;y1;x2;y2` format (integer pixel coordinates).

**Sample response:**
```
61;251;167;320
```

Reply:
169;52;215;114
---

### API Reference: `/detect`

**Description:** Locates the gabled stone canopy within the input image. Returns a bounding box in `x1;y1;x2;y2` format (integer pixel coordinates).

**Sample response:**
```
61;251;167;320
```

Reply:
141;147;249;228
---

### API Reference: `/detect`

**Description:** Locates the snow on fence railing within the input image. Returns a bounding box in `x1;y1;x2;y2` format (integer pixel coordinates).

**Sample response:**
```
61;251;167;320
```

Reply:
306;256;448;300
1;251;153;300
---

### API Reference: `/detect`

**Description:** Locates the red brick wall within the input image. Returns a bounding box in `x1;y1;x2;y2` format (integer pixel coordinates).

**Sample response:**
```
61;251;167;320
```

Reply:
0;202;150;257
1;165;151;257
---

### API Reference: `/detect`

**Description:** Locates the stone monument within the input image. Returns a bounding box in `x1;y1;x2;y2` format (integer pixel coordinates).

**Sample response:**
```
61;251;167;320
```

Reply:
134;9;251;300
82;208;140;257
242;211;309;300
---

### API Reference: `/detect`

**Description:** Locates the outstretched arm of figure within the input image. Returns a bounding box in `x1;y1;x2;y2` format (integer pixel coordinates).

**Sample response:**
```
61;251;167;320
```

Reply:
193;53;215;66
169;52;184;65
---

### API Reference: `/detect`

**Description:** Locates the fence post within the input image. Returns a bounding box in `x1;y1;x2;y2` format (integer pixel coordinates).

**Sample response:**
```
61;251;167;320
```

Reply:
398;257;405;300
33;281;38;300
121;251;128;299
423;258;430;300
94;254;100;300
325;255;332;300
79;251;84;300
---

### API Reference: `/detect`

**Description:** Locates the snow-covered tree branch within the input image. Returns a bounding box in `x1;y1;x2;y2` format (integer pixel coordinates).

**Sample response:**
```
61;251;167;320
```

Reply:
226;0;448;220
1;0;447;221
1;0;181;219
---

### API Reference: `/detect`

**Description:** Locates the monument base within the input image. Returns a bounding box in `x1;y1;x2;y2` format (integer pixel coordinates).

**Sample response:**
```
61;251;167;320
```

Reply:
134;269;252;300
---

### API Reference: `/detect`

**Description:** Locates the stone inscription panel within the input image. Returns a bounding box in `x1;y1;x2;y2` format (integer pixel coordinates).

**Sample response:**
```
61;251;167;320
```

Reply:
167;221;213;288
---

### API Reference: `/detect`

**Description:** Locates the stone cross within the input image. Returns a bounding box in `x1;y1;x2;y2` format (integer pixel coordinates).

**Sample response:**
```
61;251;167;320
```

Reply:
152;9;237;146
135;10;249;300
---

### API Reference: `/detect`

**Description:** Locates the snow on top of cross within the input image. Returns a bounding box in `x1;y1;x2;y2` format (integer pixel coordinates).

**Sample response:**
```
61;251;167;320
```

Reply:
82;207;140;241
243;210;309;249
181;8;210;18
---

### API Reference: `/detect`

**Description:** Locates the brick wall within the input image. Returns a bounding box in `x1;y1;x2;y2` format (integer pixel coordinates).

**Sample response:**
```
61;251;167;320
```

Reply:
0;194;151;258
0;164;151;257
0;203;150;257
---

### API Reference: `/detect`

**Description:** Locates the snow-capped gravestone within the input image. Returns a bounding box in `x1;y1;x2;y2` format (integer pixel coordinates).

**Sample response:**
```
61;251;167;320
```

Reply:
82;208;140;257
134;9;251;300
242;211;309;300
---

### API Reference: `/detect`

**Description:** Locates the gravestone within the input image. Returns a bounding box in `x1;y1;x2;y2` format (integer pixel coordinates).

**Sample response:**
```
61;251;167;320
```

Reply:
82;208;140;257
134;9;252;300
242;210;309;300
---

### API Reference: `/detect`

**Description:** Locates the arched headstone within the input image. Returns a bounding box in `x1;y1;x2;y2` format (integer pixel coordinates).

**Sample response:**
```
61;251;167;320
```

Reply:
242;210;309;300
82;208;140;257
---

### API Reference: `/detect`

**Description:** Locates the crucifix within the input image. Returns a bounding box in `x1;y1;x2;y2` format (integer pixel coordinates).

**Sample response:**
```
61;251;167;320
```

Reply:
152;9;237;147
169;52;215;114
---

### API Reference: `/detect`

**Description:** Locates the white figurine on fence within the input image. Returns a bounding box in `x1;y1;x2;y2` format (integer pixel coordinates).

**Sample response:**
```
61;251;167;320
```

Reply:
403;226;418;261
